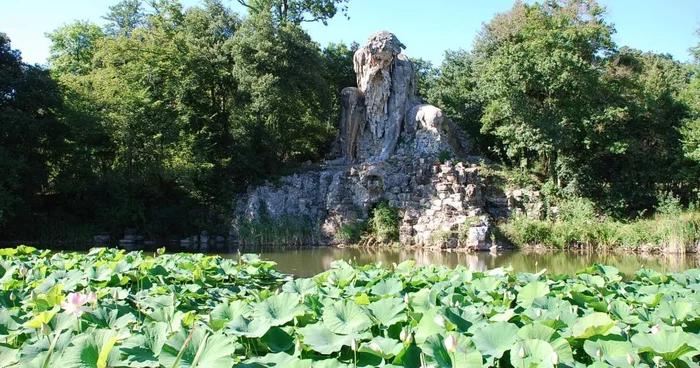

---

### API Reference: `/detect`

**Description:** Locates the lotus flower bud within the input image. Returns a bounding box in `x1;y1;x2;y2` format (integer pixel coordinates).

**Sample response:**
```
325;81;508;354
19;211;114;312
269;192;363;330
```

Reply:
651;325;661;335
653;356;662;366
595;348;602;359
41;322;50;337
18;267;28;278
87;291;97;304
351;338;357;352
400;328;412;343
627;353;634;365
9;292;15;301
433;315;445;327
551;352;559;365
519;347;526;358
573;305;578;314
536;309;542;317
672;318;677;325
404;293;410;305
444;334;457;353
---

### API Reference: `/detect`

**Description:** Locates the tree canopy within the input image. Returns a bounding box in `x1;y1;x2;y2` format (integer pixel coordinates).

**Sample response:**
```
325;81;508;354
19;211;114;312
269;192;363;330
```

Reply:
1;0;699;241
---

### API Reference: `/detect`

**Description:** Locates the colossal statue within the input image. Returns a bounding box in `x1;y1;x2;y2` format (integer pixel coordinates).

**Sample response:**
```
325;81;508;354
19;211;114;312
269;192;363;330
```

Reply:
338;30;466;163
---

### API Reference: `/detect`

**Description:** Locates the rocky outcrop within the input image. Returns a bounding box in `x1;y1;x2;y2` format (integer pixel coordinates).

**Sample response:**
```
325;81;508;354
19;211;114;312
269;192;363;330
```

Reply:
231;31;492;251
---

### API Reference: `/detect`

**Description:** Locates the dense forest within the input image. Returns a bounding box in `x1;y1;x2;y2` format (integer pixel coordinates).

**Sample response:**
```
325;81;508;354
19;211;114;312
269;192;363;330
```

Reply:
1;0;699;243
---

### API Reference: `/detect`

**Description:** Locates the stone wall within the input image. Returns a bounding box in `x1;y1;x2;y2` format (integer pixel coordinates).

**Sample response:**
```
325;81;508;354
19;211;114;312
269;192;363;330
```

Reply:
232;134;491;250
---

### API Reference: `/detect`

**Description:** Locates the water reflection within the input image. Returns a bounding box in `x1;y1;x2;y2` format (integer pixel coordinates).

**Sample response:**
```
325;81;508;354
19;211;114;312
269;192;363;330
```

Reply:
216;247;700;277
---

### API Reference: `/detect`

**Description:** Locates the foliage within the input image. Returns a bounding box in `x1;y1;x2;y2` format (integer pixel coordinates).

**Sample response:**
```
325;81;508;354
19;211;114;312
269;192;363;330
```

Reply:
427;50;489;154
368;200;400;243
1;246;700;367
235;0;349;25
333;221;366;244
0;34;64;234
408;57;438;98
500;202;700;252
2;0;352;241
232;10;335;164
427;0;698;217
473;0;615;174
45;21;105;76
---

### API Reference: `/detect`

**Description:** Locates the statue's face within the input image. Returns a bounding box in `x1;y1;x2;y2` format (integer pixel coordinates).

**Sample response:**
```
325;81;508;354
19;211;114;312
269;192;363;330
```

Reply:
366;31;405;61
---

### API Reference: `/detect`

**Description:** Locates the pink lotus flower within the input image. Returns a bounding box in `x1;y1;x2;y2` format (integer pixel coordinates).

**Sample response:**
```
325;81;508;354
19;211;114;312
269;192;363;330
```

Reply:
61;292;96;317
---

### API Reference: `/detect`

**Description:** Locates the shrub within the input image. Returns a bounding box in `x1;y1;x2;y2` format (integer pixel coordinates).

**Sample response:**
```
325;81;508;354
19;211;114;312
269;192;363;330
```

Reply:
368;200;400;243
334;221;366;244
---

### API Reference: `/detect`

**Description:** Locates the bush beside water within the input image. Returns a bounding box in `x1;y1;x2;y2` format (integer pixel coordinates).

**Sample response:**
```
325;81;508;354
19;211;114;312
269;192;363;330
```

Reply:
500;197;700;252
1;246;699;367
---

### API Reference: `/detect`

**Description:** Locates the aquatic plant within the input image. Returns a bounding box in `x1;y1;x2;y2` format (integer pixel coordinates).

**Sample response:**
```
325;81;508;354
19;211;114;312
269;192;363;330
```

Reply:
0;245;698;367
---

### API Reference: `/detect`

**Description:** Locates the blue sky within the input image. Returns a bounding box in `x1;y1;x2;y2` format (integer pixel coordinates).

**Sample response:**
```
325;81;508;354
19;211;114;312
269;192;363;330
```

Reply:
1;0;699;66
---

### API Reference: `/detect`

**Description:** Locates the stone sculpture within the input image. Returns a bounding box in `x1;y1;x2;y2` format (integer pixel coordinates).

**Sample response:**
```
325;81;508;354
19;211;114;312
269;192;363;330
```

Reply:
232;31;493;251
338;30;467;163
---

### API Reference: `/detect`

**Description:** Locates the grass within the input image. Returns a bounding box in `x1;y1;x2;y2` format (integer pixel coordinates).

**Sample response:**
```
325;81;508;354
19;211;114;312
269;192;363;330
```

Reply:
499;198;700;253
236;215;319;246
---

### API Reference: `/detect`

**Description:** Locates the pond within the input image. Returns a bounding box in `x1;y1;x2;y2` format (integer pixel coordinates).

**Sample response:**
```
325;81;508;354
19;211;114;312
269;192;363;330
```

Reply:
215;247;700;277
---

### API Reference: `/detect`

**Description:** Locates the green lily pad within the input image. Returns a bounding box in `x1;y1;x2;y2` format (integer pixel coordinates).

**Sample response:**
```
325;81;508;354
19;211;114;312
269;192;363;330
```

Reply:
571;312;616;339
358;336;403;359
322;300;372;334
631;329;699;361
370;277;404;296
518;282;550;307
472;321;519;360
252;293;306;327
367;298;406;327
297;322;355;355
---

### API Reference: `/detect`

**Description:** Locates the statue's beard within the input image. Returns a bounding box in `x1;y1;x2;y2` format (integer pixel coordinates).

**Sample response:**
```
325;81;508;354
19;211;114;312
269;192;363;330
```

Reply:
355;51;393;139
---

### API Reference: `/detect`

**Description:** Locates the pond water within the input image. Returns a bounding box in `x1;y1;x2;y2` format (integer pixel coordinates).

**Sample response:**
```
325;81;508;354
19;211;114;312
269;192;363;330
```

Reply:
216;247;700;277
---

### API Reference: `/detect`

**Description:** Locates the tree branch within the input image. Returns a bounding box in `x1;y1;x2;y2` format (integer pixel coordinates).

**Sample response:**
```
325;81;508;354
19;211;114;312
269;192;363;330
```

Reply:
236;0;260;12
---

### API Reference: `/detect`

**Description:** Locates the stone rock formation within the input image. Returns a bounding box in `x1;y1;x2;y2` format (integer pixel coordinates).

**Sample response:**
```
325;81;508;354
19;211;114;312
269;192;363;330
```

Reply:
231;31;492;251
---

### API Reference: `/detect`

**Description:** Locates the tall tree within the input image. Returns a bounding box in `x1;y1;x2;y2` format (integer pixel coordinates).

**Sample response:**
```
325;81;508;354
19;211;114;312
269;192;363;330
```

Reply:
427;50;486;154
232;11;333;165
103;0;145;36
45;21;104;76
681;29;700;164
236;0;348;25
473;0;615;180
0;34;64;234
580;48;690;213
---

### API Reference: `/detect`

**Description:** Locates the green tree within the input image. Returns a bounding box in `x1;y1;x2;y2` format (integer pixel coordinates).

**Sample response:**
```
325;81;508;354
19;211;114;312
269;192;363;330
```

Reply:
427;50;487;154
103;0;145;36
232;11;334;165
681;29;700;164
0;34;64;234
322;41;357;127
45;20;105;76
409;57;438;98
236;0;349;25
579;49;690;214
474;0;615;179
